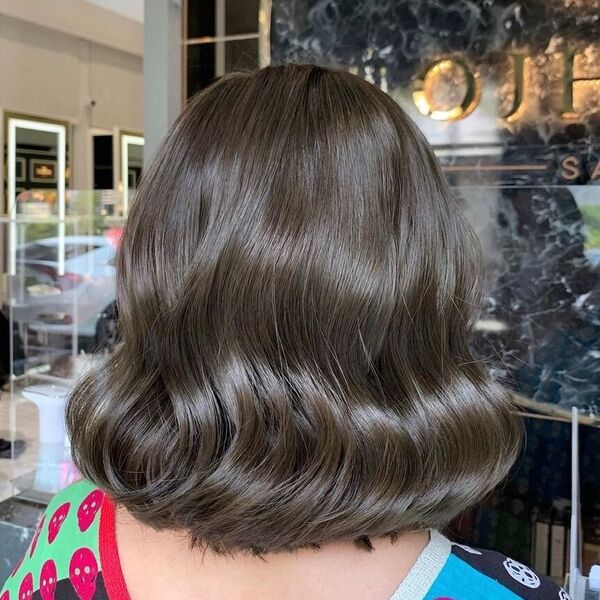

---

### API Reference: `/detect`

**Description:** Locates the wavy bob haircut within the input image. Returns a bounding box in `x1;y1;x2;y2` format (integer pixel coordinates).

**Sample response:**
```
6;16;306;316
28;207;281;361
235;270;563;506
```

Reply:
67;63;521;553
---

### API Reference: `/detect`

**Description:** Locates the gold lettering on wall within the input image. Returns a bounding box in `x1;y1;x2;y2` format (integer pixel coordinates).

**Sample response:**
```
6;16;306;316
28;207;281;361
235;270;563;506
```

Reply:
562;49;600;119
561;155;581;180
500;55;531;123
559;155;600;181
412;58;481;121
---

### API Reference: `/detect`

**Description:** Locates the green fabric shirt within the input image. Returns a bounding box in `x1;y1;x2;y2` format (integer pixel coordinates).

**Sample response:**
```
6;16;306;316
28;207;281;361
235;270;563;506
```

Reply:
1;479;111;600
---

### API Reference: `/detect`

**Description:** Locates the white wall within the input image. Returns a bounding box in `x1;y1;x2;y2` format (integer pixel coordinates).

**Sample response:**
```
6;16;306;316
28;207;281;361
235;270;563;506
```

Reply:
83;0;144;24
0;5;143;193
0;0;143;57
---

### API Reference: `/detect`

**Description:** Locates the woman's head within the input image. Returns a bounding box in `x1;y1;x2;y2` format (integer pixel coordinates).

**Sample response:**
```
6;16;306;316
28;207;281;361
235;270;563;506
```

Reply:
67;64;521;553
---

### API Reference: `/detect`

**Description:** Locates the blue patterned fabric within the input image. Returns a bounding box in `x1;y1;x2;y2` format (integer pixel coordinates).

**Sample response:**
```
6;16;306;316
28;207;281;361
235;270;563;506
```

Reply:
424;544;569;600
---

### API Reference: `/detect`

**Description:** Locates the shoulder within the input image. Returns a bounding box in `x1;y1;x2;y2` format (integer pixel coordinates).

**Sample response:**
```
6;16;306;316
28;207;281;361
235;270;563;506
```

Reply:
433;541;570;600
1;479;107;600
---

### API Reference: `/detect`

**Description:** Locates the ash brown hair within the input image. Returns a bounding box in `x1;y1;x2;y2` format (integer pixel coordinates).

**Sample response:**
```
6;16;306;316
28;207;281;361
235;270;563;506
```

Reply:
66;64;521;553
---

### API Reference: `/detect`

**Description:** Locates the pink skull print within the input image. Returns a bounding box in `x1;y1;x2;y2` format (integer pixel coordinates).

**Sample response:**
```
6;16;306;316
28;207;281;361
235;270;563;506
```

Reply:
18;573;32;600
47;503;70;544
77;489;104;532
69;548;98;600
1;590;10;600
39;560;57;600
29;515;45;557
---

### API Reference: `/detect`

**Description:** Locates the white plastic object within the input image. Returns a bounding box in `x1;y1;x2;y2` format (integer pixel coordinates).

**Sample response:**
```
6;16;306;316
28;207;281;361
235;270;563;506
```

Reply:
22;384;70;445
21;384;71;493
590;565;600;591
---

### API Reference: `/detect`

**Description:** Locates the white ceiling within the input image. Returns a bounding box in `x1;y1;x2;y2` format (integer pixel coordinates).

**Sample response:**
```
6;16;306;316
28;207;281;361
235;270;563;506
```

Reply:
82;0;144;22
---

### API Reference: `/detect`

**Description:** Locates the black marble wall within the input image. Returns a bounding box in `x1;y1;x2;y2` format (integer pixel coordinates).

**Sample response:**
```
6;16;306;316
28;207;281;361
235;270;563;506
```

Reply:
271;0;600;417
271;0;599;112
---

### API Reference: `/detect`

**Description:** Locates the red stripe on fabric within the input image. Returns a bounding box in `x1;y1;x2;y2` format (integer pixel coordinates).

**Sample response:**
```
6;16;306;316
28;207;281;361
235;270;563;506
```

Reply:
99;495;131;600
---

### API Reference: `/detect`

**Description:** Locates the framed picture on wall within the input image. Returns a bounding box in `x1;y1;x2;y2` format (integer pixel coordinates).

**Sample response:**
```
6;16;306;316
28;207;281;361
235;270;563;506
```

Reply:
30;158;57;183
15;157;26;182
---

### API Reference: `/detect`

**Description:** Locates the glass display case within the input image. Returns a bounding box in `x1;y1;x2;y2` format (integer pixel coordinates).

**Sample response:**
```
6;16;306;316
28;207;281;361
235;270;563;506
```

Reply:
0;190;123;503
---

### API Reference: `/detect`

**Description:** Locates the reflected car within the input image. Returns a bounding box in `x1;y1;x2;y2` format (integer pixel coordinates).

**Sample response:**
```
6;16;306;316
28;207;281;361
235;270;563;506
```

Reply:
11;235;117;338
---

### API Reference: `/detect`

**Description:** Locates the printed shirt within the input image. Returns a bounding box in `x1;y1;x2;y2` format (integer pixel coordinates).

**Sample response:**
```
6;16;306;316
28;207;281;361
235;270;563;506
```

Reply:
1;479;569;600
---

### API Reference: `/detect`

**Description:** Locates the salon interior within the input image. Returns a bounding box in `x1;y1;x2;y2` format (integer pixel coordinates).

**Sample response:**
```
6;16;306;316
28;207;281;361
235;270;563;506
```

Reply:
0;0;600;594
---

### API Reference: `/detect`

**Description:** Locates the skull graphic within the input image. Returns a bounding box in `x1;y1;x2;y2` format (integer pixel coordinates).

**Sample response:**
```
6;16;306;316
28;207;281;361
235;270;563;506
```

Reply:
48;502;71;544
69;547;98;600
1;590;10;600
29;515;45;558
77;489;104;532
39;559;57;600
18;573;33;600
503;557;540;588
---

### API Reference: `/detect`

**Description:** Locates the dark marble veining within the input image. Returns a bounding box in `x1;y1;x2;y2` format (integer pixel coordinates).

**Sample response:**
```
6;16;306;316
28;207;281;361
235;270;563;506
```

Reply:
462;186;600;414
271;0;600;90
271;0;600;416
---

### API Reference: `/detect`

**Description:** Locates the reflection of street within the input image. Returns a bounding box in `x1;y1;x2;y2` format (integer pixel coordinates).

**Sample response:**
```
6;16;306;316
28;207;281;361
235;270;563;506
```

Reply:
12;234;117;338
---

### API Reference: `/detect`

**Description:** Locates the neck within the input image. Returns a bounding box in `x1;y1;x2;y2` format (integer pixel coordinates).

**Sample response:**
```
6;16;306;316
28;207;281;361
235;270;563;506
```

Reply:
115;506;430;600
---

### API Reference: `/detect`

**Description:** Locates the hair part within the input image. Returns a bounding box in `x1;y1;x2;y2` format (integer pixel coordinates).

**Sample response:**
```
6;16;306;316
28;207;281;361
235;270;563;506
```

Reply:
67;63;522;554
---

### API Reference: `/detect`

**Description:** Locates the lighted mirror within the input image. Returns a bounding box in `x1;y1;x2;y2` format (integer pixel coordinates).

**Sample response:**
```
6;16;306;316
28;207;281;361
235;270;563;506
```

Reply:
120;132;144;214
5;115;68;274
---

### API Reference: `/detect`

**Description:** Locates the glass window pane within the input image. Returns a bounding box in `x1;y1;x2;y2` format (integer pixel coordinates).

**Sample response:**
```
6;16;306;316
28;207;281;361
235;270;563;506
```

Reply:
187;44;216;97
226;0;259;35
224;38;259;74
187;0;215;38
